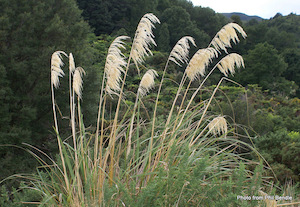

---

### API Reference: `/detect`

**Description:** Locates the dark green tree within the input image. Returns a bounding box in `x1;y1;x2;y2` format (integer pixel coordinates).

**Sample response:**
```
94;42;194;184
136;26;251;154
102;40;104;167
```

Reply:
282;49;300;96
234;43;296;95
77;0;130;35
0;65;12;144
160;6;192;47
265;27;296;50
128;0;158;24
160;6;209;49
0;0;94;180
156;0;171;13
231;15;243;26
243;22;268;51
190;6;227;37
157;23;170;52
173;0;194;15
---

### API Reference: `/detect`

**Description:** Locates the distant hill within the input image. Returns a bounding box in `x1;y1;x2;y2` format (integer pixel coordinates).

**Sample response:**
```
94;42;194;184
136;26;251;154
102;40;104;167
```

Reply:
221;12;264;22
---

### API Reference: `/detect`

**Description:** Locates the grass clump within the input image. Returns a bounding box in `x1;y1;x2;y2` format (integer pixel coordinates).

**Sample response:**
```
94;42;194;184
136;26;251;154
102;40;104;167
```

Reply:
4;13;298;207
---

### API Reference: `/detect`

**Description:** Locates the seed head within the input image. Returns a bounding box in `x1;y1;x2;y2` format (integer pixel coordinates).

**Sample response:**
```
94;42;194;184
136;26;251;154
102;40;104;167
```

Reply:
105;36;129;95
169;36;196;66
69;53;76;74
217;53;244;76
138;69;158;97
185;48;218;81
208;116;228;136
131;13;160;69
51;51;67;88
73;67;86;99
210;23;247;53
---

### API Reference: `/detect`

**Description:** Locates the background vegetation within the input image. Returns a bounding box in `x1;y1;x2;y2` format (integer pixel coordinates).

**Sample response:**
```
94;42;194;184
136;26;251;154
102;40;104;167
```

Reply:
0;0;299;205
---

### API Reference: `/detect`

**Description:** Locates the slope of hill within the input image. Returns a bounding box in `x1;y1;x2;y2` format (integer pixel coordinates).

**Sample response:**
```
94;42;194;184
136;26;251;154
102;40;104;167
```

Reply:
222;12;264;21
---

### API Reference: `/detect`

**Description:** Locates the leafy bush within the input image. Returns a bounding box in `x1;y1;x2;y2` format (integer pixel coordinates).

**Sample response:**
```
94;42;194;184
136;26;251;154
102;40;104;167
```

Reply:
255;130;300;184
0;182;41;207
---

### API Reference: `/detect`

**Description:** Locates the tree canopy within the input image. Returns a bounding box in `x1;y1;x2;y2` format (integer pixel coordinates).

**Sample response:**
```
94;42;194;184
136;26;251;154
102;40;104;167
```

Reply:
0;0;93;179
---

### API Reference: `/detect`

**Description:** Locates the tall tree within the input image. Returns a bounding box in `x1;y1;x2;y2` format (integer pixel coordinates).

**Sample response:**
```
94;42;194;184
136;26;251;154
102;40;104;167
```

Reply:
282;49;300;96
161;6;209;49
77;0;130;35
190;6;227;38
157;23;170;52
0;0;93;179
234;43;296;96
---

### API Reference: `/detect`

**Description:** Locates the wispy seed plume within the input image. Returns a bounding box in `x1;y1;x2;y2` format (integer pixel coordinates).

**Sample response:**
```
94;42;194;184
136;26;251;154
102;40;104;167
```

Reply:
131;13;160;68
217;53;244;76
208;116;228;136
210;23;247;53
73;67;86;99
51;51;67;88
138;69;158;97
69;53;76;74
169;36;196;66
105;36;129;95
185;48;218;81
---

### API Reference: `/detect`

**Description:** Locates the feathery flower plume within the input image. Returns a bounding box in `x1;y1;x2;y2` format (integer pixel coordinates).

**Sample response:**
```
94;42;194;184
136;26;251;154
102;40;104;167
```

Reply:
217;53;244;76
105;36;129;95
69;53;76;74
73;67;86;99
208;116;228;136
131;13;160;68
138;69;158;97
185;48;218;81
210;23;247;53
51;51;67;88
169;36;196;66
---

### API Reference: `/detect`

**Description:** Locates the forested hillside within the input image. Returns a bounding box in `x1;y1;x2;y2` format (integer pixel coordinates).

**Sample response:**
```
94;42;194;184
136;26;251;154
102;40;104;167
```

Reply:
0;0;100;185
76;0;300;96
222;12;264;22
0;0;299;205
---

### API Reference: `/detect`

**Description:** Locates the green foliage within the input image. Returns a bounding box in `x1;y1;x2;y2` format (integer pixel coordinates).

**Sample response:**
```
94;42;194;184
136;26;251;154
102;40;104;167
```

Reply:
282;49;300;96
157;23;170;52
101;147;265;207
160;6;210;49
235;43;293;95
0;65;12;137
190;6;228;37
267;14;300;48
77;0;130;35
76;0;223;50
231;15;243;26
209;84;299;133
255;129;300;184
201;84;300;187
2;0;300;205
75;0;300;97
0;182;41;207
0;0;95;182
241;14;300;97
